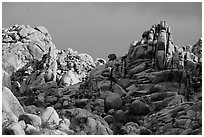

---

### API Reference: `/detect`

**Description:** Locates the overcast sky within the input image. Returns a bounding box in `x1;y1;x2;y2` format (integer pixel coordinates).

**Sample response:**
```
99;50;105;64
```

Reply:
2;2;202;60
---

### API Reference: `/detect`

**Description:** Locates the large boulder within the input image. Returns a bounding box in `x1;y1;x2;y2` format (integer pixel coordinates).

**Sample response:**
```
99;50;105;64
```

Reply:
59;69;81;87
41;107;60;125
105;93;123;110
2;87;25;118
2;70;12;90
130;100;150;116
112;83;127;97
78;53;96;68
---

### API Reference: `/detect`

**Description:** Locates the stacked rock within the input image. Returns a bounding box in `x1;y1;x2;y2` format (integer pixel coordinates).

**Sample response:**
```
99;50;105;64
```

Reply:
2;25;56;76
2;22;202;135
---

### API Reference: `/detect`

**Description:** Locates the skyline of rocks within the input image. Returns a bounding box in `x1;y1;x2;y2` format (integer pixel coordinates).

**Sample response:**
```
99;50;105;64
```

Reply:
2;21;202;135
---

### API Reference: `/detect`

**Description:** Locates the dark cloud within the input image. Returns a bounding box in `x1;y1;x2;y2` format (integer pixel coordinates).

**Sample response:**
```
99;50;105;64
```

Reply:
2;2;202;60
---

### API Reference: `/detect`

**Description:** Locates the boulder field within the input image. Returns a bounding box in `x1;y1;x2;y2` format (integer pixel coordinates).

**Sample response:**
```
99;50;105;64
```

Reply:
2;22;202;135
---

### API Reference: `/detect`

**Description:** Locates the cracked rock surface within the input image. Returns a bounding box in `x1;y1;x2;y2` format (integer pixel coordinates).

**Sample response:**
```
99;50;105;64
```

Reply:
2;22;202;135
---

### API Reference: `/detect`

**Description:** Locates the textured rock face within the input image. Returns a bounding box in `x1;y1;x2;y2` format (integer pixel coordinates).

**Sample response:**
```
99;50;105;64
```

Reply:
56;48;96;86
2;25;56;75
130;100;150;115
2;22;202;135
2;87;25;118
41;107;60;125
105;92;123;110
61;108;113;135
2;25;96;92
2;70;12;90
2;86;25;130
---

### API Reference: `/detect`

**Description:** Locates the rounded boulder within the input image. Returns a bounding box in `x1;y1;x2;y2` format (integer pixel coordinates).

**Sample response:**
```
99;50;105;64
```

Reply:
130;100;150;116
105;93;122;111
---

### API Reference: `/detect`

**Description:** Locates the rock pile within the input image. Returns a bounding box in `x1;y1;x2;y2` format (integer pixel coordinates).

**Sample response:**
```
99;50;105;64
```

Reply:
2;21;202;135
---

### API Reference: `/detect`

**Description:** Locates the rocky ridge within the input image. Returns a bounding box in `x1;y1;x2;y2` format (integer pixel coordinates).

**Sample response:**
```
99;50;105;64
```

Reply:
2;21;202;135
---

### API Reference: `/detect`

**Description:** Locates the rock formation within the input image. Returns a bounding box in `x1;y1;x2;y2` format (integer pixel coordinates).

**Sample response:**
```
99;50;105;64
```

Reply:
2;21;202;135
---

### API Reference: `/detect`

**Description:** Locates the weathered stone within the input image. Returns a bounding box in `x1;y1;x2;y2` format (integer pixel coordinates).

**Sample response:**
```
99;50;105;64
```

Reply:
114;109;125;121
27;43;44;60
19;26;28;37
139;127;152;135
128;62;147;78
169;105;185;114
2;22;202;135
107;109;115;115
131;44;150;61
41;129;67;135
175;119;186;126
25;124;39;135
180;128;192;135
130;100;150;115
44;69;54;82
191;128;202;135
105;93;123;110
24;105;41;115
37;94;45;103
100;90;111;99
179;115;191;119
116;78;131;89
38;81;58;93
101;71;110;77
54;102;62;109
97;80;111;91
35;26;49;34
168;95;184;106
45;96;58;103
63;100;69;107
18;120;26;129
190;101;202;112
2;87;25;118
2;112;18;127
112;83;126;97
177;110;187;117
4;122;25;135
187;109;196;117
62;108;113;135
126;84;137;92
108;53;117;61
95;58;106;66
58;118;71;131
121;122;140;135
2;70;12;90
104;115;114;123
59;69;80;87
79;53;96;67
192;123;200;130
41;107;60;125
19;113;42;128
148;92;166;101
152;69;185;84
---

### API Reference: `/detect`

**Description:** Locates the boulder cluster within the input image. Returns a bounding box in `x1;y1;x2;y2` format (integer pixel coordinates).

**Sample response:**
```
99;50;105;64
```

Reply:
2;21;202;135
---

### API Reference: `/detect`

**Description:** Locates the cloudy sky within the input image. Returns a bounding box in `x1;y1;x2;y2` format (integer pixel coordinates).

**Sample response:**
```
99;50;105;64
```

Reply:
2;2;202;60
